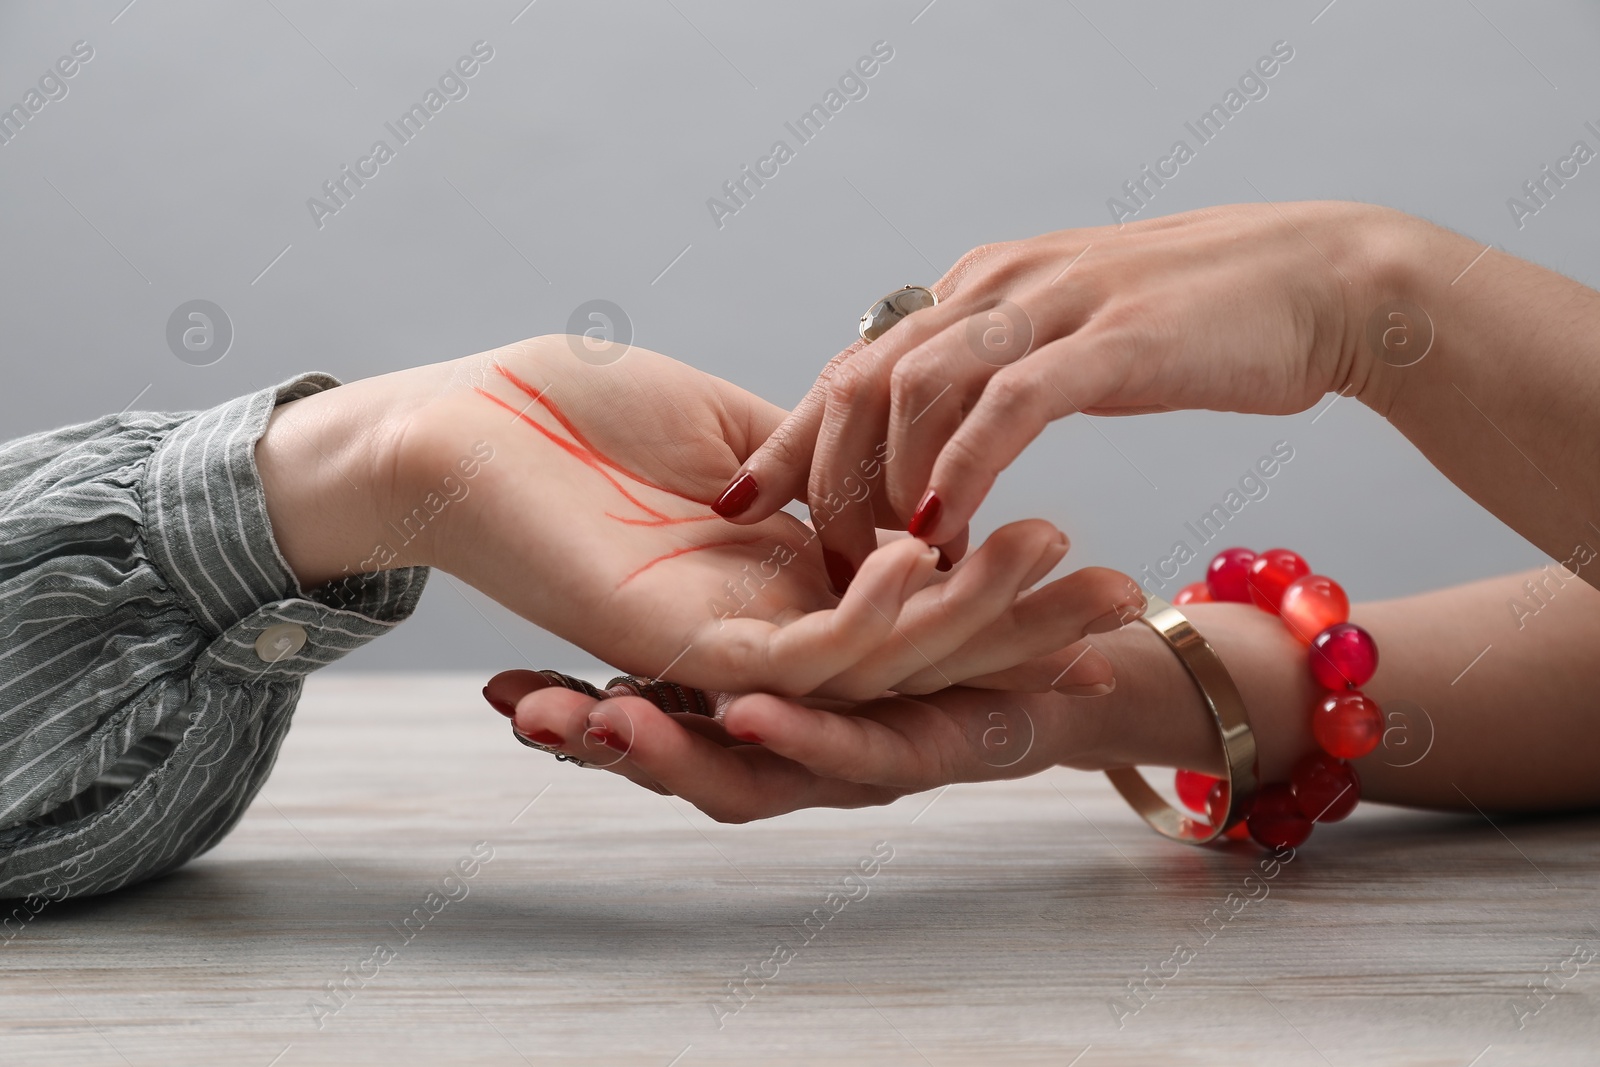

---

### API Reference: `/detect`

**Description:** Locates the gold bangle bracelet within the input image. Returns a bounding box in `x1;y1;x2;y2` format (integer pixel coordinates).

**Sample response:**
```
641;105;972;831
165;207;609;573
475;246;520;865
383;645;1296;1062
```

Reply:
1103;597;1259;844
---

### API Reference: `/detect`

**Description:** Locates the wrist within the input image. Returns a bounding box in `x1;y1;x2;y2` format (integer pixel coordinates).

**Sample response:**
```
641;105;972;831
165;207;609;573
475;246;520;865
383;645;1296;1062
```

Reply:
256;375;414;590
1068;603;1316;779
1181;602;1318;779
1057;621;1219;772
1338;205;1462;417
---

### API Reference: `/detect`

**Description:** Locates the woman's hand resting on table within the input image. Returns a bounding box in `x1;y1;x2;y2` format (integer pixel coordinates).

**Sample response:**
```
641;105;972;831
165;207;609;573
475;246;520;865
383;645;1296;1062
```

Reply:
489;575;1600;820
481;601;1317;818
255;335;1144;698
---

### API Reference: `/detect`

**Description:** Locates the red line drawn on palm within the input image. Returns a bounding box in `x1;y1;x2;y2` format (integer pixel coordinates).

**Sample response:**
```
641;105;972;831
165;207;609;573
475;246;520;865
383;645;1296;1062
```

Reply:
476;363;768;587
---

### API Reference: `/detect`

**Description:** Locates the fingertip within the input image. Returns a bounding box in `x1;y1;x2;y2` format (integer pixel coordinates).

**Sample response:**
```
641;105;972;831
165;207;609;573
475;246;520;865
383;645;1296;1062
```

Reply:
1020;523;1071;588
1078;565;1150;620
1053;642;1116;692
1001;516;1067;549
711;471;759;519
483;686;516;718
906;488;942;541
719;692;767;720
511;686;594;735
710;472;790;524
729;407;824;523
971;518;1063;581
862;534;939;603
483;669;554;717
909;484;986;548
486;668;552;694
584;706;633;754
718;692;784;737
720;691;813;746
577;694;665;761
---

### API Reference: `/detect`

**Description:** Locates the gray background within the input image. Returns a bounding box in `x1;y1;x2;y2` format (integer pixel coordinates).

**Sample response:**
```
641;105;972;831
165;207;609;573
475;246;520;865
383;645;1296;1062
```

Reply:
2;0;1595;674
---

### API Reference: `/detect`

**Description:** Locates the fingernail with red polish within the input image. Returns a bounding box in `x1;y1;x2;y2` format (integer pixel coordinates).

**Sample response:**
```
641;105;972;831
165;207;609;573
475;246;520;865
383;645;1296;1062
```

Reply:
730;729;764;744
936;547;953;572
908;490;941;540
586;715;629;753
528;728;564;745
482;687;516;718
823;549;855;595
712;472;758;518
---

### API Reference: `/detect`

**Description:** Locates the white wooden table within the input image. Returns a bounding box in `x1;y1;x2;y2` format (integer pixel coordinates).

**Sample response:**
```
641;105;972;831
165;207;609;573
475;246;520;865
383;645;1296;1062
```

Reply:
5;674;1598;1066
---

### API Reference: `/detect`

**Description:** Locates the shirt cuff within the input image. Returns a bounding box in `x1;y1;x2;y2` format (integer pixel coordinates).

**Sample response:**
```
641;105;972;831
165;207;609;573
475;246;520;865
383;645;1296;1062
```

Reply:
142;373;428;678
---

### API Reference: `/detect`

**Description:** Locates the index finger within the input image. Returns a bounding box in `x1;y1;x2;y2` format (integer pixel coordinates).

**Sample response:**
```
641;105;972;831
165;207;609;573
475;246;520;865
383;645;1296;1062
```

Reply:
709;339;866;525
714;270;972;526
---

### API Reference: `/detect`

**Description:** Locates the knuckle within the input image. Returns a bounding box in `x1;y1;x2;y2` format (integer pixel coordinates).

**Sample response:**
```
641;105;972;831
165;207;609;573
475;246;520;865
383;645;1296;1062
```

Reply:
948;240;1032;295
947;241;1011;287
1092;299;1163;351
813;347;866;396
824;361;877;408
887;353;922;397
889;372;945;424
758;420;811;471
982;369;1045;420
822;341;868;375
1075;323;1143;401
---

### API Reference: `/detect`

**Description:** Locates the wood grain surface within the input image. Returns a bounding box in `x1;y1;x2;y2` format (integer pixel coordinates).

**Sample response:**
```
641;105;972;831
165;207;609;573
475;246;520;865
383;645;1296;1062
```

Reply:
3;673;1597;1066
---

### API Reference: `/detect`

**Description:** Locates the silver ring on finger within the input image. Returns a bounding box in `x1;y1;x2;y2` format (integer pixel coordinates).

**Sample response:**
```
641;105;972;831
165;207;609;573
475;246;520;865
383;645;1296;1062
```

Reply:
859;285;938;343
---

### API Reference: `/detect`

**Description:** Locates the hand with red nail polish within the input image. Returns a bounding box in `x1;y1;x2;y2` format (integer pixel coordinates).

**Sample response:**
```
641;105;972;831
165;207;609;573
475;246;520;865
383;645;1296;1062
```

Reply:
722;203;1419;551
484;606;1220;826
499;569;1600;824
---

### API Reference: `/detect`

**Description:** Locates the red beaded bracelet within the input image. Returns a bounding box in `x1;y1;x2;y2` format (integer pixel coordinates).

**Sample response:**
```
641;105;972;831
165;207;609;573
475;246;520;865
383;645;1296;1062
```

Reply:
1170;547;1379;848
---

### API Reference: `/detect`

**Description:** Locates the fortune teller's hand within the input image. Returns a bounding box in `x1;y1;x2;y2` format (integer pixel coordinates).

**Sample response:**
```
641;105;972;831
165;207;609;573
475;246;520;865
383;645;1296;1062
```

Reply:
483;670;1093;812
480;595;1246;814
481;598;1305;820
712;202;1407;573
257;335;1144;699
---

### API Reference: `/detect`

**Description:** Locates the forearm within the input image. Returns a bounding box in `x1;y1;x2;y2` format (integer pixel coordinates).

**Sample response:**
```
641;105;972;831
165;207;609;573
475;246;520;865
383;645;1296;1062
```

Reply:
0;375;429;900
1345;570;1600;810
1085;570;1600;812
1357;212;1600;580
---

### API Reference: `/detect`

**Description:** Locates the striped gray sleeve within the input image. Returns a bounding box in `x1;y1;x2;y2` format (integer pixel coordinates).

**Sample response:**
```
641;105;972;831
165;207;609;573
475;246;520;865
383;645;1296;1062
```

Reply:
0;373;428;901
